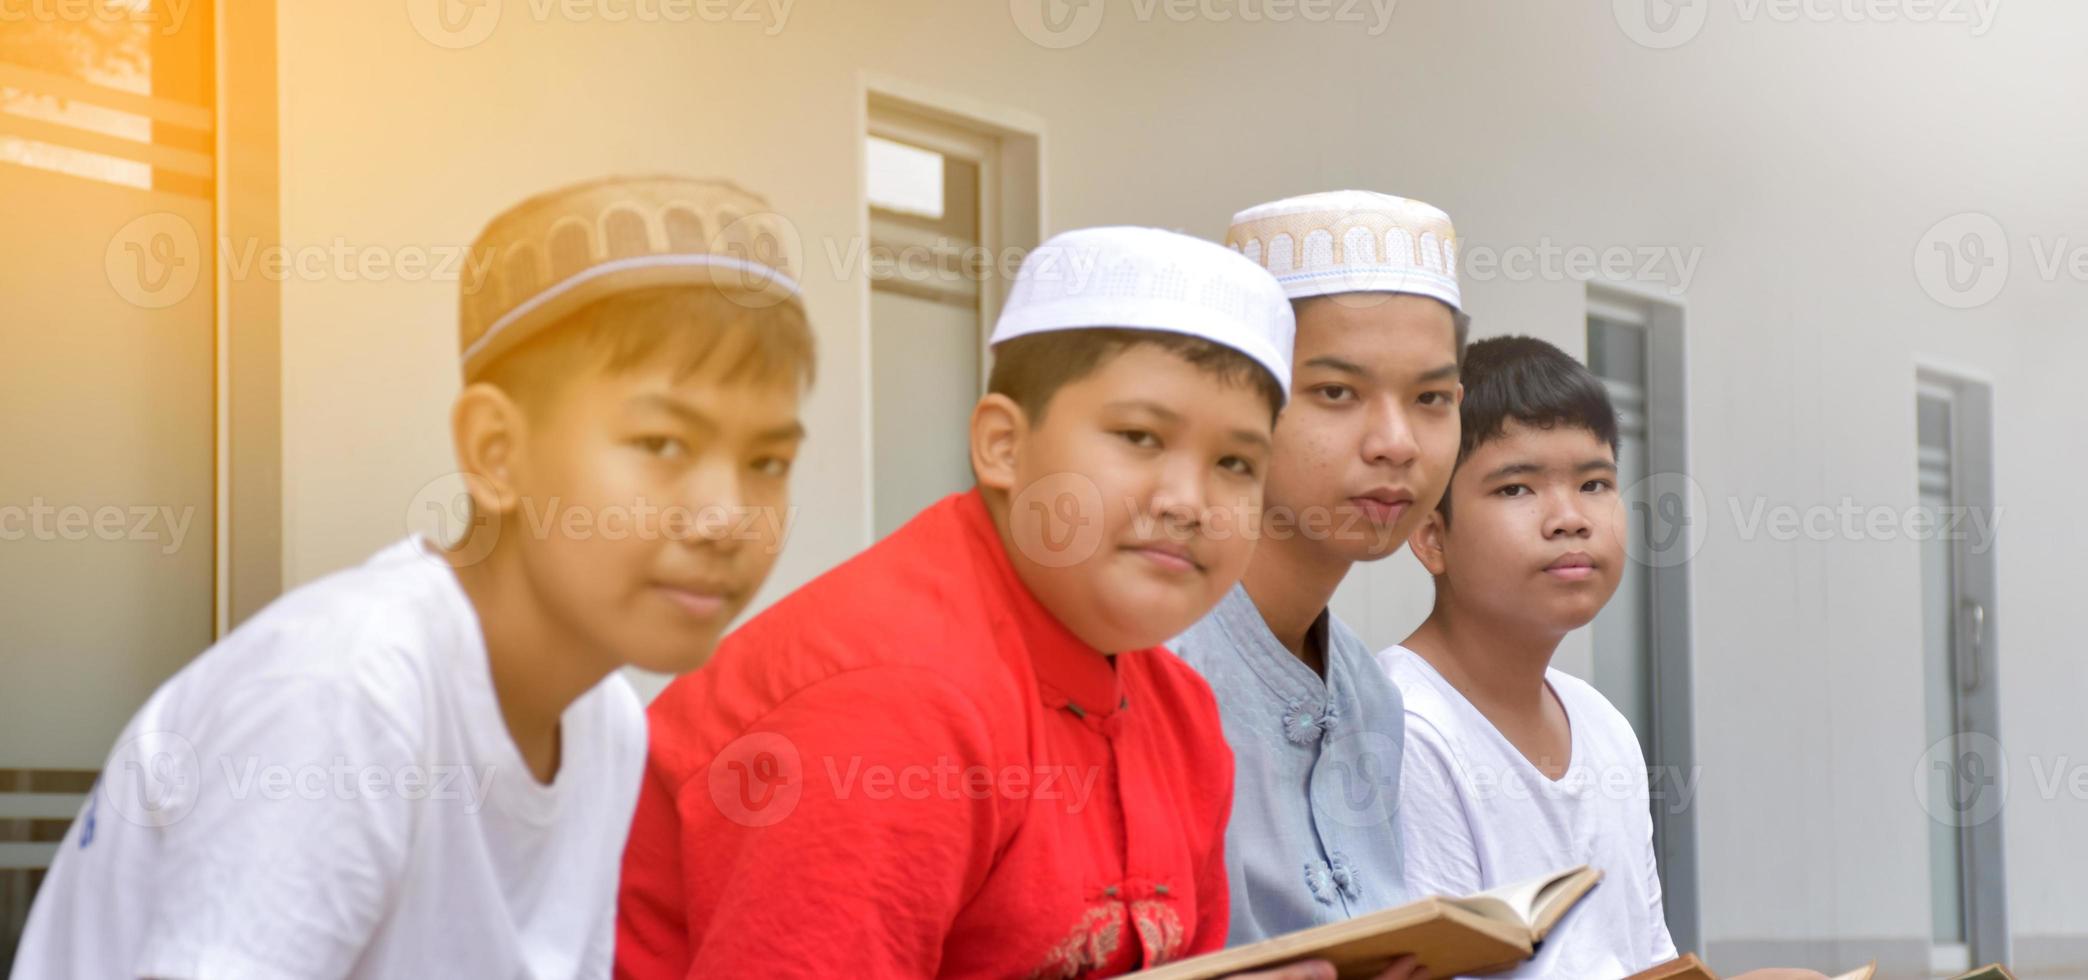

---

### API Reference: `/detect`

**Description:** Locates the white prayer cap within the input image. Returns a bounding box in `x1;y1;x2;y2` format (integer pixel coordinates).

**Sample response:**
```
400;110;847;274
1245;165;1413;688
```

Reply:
1224;190;1461;311
990;226;1295;399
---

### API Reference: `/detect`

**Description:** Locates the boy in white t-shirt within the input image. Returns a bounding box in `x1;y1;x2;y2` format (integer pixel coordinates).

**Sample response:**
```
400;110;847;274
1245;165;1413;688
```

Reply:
13;176;816;980
1378;336;1819;979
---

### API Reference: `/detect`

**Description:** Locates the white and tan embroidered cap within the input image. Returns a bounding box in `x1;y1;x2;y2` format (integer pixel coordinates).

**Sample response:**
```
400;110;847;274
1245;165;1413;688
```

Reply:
1224;190;1460;310
989;226;1295;399
458;175;802;377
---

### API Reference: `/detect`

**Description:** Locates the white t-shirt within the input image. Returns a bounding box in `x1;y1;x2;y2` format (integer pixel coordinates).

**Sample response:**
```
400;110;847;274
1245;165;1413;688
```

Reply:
14;536;647;980
1376;645;1676;978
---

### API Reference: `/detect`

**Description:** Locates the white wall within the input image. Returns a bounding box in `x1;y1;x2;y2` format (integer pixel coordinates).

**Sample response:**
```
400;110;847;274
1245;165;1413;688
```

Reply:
272;0;2088;968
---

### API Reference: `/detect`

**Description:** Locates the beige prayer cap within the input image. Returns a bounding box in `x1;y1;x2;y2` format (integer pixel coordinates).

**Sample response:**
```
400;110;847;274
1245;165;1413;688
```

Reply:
458;175;802;377
1224;190;1460;311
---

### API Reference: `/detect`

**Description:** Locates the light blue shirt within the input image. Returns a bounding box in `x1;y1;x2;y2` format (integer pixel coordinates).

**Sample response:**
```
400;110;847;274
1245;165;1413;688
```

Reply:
1173;583;1410;946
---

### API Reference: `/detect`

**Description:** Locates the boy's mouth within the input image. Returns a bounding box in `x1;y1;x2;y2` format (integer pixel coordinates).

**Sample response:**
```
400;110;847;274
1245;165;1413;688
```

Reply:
1543;552;1597;581
1349;487;1416;525
654;580;736;619
1122;540;1202;574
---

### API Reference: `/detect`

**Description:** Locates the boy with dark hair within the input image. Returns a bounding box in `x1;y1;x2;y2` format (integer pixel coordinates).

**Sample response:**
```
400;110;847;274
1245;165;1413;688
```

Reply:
14;176;816;978
1381;336;1817;978
617;227;1400;979
1172;191;1467;945
1380;335;1656;977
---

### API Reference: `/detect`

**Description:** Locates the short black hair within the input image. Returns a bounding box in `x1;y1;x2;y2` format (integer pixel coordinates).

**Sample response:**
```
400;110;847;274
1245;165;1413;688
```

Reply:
1440;335;1619;521
1292;295;1472;364
987;328;1285;427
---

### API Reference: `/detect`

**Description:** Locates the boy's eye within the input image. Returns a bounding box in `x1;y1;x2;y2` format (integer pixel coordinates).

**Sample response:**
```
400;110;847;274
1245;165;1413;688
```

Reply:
1314;384;1356;403
753;455;794;478
1115;429;1160;449
1219;456;1257;478
1583;478;1615;493
1495;484;1529;498
635;435;688;459
1418;390;1454;407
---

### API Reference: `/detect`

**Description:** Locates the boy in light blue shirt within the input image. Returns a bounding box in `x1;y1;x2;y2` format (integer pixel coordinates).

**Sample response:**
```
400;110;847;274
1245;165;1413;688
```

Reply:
1173;191;1467;944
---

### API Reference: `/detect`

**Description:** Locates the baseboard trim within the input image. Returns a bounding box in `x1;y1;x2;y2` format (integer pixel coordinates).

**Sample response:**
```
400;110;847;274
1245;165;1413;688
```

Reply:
2013;934;2088;977
1704;937;1931;977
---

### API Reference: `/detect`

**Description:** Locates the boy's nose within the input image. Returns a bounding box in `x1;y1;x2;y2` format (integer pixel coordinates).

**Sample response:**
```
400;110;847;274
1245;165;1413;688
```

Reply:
1544;492;1594;538
677;463;747;548
1148;459;1208;529
1360;399;1420;468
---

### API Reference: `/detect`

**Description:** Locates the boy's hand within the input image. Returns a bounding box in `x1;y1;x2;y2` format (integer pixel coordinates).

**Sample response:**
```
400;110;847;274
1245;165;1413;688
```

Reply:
1729;971;1830;980
1225;955;1429;980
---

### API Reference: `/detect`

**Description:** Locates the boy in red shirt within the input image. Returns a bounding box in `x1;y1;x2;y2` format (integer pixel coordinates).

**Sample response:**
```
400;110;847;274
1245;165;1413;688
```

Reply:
618;226;1402;979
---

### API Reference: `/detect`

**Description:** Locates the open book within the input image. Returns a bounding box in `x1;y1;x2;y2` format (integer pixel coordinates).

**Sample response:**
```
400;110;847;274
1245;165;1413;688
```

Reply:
1946;967;2017;980
1624;952;1878;980
1128;866;1602;979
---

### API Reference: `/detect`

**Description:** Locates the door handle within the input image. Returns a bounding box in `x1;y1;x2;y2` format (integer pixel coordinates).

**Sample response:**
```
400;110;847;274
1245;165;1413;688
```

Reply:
1959;600;1986;694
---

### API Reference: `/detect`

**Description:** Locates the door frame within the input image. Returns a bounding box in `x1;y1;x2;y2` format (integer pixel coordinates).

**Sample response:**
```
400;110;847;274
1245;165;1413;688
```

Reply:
856;75;1043;543
1588;283;1702;956
1914;363;2009;969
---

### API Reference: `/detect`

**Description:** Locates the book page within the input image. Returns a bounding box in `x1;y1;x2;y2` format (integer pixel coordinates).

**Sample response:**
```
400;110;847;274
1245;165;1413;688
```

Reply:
1442;865;1593;930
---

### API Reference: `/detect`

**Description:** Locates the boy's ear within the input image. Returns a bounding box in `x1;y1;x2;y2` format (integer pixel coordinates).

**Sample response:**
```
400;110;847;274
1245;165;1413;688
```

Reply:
969;393;1028;493
1408;506;1450;577
451;383;526;519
